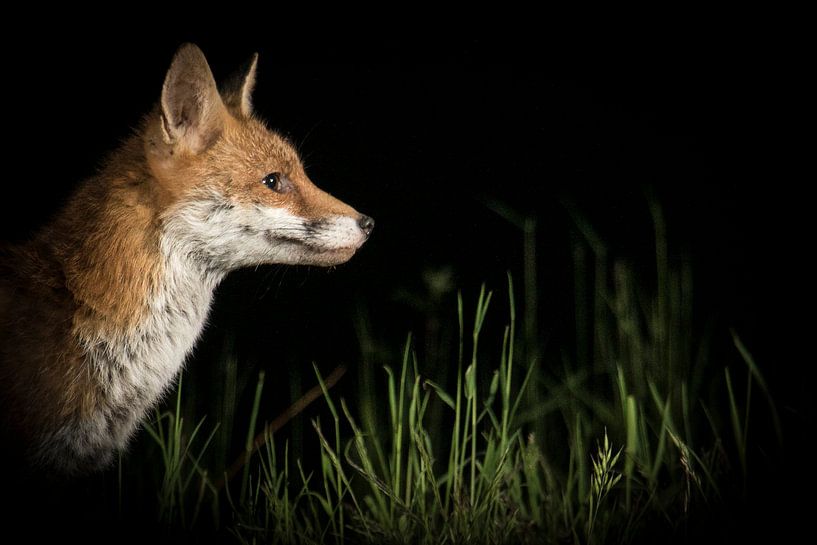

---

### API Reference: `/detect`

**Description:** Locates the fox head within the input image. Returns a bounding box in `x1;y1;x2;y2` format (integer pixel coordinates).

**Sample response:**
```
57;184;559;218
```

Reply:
143;44;373;270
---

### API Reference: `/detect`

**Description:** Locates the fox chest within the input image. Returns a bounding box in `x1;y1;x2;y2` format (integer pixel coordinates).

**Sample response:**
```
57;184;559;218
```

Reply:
94;284;214;407
74;261;220;460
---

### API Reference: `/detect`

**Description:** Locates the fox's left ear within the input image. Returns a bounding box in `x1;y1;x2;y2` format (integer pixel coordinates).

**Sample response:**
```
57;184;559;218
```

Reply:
160;43;226;154
222;53;259;118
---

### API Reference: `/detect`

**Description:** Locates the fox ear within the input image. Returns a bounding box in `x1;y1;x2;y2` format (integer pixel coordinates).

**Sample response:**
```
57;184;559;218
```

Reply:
222;53;259;118
160;43;226;153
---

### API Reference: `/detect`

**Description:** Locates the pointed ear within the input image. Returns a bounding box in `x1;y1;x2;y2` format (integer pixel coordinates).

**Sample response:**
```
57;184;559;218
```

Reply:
160;43;226;153
222;53;259;118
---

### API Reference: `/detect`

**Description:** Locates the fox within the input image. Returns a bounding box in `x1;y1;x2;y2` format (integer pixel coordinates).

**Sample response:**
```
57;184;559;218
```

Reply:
0;44;373;476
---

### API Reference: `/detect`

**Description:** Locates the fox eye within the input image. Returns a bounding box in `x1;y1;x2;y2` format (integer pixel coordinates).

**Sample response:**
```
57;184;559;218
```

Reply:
261;172;283;192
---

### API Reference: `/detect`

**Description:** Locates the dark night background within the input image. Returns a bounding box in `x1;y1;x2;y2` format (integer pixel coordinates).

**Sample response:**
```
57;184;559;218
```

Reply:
0;25;810;541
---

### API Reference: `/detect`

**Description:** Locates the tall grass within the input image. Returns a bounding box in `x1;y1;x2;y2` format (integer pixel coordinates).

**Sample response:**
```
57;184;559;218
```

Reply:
143;376;219;528
128;201;777;543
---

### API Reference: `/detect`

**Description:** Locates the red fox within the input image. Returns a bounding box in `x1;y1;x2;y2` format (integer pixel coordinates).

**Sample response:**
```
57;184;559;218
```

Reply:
0;44;373;475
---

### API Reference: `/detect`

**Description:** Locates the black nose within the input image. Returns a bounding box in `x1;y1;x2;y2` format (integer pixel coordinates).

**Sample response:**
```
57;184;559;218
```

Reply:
358;215;375;237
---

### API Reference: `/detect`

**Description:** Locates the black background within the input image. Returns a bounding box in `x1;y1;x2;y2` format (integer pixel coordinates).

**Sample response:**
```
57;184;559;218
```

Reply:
0;23;810;540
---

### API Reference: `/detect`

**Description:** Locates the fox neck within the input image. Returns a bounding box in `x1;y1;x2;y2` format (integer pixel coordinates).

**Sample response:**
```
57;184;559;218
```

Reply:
91;202;227;395
59;165;227;381
103;219;225;388
45;178;229;472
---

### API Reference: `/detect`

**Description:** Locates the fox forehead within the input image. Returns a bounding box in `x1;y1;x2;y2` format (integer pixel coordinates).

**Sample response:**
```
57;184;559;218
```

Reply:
207;117;304;182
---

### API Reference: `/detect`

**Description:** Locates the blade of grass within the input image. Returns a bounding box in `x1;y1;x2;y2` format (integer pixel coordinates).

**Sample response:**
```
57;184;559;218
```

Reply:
732;330;782;446
241;370;266;500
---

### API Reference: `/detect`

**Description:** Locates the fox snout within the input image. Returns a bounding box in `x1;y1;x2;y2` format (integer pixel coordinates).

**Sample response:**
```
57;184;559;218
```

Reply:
319;213;372;265
281;211;374;267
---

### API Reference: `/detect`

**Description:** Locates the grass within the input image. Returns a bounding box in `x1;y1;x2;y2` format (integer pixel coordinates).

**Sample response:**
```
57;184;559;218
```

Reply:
118;201;777;543
143;375;220;528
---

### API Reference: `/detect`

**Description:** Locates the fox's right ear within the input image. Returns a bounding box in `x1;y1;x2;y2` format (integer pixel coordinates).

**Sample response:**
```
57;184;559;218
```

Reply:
160;43;226;154
222;53;259;118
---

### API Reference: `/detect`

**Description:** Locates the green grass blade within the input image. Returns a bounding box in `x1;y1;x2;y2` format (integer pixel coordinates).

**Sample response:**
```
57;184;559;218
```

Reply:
241;370;266;501
732;330;782;446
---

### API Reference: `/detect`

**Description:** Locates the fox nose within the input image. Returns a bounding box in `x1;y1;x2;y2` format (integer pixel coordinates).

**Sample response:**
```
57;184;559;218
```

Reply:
358;215;375;237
